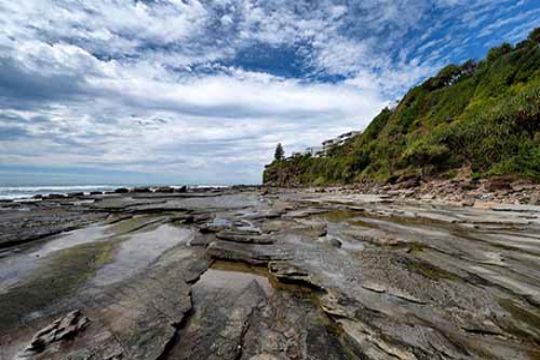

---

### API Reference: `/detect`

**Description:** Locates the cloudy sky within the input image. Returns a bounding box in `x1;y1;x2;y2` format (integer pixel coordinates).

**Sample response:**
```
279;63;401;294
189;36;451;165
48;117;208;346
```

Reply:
0;0;538;185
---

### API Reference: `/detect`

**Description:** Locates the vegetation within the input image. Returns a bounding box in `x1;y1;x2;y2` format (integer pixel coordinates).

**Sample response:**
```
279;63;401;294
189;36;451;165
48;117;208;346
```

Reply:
264;28;540;186
274;143;285;161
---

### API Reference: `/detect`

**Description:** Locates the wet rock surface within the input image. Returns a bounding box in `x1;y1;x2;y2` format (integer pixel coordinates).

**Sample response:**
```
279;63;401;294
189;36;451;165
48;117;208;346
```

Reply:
1;188;539;359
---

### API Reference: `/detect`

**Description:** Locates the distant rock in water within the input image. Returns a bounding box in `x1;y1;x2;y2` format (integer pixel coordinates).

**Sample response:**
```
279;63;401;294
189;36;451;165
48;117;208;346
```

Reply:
114;187;130;193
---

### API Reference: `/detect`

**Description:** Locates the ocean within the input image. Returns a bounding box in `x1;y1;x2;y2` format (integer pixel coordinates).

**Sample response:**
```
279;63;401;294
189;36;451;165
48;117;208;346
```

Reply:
0;184;230;200
0;185;118;200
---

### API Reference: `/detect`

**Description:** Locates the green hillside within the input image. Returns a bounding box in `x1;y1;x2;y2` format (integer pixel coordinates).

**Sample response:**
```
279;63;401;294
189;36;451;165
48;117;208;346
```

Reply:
264;28;540;186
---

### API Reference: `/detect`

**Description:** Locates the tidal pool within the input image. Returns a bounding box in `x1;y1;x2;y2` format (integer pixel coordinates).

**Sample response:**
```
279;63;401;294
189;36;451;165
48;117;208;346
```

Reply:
91;224;194;286
0;223;111;292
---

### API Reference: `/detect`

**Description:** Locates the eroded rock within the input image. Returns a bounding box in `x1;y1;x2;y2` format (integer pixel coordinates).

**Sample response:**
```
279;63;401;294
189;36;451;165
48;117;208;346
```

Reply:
21;310;89;356
216;230;274;244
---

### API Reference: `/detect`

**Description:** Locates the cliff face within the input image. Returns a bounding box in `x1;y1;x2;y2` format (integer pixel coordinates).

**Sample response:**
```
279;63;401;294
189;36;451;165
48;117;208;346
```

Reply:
262;164;300;187
264;28;540;187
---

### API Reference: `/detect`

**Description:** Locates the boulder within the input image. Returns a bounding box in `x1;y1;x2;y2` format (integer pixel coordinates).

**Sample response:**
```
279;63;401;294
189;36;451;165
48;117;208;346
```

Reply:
398;177;420;189
154;186;174;193
268;262;324;290
485;177;513;192
133;187;153;193
67;192;85;197
46;193;67;199
529;193;540;205
175;185;188;193
22;310;90;356
328;238;342;248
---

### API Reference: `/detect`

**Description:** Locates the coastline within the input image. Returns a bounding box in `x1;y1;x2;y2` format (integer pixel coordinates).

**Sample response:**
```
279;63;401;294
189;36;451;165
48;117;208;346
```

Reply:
2;177;539;208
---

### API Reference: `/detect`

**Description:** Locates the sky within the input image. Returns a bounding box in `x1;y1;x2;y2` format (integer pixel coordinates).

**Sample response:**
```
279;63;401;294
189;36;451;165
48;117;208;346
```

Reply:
0;0;538;186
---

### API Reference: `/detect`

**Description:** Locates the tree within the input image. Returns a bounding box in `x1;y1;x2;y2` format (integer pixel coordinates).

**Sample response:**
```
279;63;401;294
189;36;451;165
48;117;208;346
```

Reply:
486;43;512;62
528;27;540;43
274;143;285;161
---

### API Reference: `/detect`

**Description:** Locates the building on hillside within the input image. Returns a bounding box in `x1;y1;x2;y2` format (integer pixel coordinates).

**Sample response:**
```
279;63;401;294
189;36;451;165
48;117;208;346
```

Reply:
283;130;362;160
321;138;336;155
321;131;361;155
336;131;361;144
304;146;323;157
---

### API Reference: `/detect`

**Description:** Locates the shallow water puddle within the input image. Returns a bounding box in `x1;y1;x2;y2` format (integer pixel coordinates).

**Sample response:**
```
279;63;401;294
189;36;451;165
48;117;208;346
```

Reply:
337;238;365;252
197;261;273;296
0;241;114;331
164;261;274;359
104;214;165;235
30;223;111;258
212;217;231;226
91;224;193;286
0;223;112;292
318;209;364;223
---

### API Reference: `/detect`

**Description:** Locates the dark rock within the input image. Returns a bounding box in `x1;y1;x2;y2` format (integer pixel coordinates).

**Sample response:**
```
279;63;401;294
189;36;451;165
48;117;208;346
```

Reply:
395;172;421;188
154;186;174;193
175;185;188;193
329;238;342;248
67;192;85;197
386;174;400;185
269;262;324;290
114;187;130;194
216;230;274;244
22;310;90;355
398;177;420;189
133;187;153;193
207;240;289;264
461;181;478;191
47;193;67;199
486;176;513;192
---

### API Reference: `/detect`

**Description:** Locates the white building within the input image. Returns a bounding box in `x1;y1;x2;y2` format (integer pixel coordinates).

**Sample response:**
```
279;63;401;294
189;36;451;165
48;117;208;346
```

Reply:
304;146;323;157
321;131;361;155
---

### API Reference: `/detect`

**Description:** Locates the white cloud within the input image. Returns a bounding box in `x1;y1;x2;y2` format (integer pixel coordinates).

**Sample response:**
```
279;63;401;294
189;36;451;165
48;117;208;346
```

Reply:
0;0;537;184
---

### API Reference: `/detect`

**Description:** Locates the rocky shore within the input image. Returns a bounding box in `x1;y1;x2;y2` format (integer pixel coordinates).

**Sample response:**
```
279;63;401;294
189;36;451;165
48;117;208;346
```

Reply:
264;175;540;207
1;186;539;359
